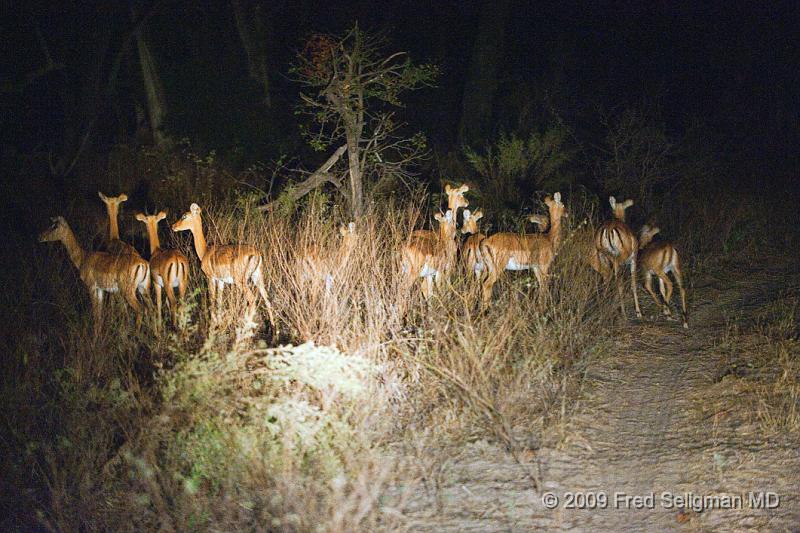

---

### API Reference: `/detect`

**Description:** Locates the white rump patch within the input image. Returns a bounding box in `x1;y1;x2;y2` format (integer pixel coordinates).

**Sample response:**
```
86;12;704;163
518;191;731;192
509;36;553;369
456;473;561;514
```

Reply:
420;264;438;278
505;257;530;271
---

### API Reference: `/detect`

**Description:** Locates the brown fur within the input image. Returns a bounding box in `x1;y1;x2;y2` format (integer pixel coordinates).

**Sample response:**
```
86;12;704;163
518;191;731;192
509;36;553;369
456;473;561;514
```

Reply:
136;211;190;327
480;193;566;305
401;210;458;299
638;225;688;328
297;222;358;290
172;203;276;331
39;216;150;335
461;209;485;279
445;183;469;213
593;196;641;318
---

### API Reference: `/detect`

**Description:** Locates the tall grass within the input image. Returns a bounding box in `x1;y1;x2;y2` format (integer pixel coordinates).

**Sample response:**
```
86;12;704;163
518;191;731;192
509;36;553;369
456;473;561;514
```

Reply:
2;184;622;530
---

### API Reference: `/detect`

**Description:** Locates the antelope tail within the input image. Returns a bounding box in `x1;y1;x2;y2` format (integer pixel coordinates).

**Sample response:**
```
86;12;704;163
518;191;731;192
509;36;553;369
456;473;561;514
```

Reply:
135;263;150;291
600;227;623;256
478;239;495;279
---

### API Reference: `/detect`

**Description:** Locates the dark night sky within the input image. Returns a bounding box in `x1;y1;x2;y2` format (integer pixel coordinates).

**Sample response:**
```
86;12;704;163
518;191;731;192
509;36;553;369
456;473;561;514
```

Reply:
1;0;798;178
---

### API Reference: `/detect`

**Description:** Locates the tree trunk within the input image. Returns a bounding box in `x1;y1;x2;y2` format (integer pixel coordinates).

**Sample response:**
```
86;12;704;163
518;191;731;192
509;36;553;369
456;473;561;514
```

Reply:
458;0;511;146
231;0;271;106
135;25;169;147
345;126;363;217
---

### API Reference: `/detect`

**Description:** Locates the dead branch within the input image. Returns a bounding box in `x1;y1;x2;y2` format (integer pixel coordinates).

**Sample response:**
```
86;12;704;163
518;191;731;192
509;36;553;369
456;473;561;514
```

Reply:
258;144;347;211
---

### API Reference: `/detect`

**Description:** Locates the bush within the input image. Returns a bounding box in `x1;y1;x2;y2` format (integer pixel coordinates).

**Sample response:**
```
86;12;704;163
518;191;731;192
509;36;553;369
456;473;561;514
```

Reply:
464;123;576;215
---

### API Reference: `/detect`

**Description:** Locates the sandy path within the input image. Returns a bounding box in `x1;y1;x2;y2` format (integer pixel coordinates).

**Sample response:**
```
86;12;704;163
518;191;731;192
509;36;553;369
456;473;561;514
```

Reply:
396;261;800;531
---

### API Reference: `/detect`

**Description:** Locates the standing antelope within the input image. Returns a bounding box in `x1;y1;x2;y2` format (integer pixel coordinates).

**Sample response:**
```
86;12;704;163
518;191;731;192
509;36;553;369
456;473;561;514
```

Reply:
135;211;190;327
401;210;459;299
98;192;138;255
461;209;485;279
593;196;642;319
638;225;688;328
480;193;566;305
299;222;358;292
39;216;150;334
171;203;277;331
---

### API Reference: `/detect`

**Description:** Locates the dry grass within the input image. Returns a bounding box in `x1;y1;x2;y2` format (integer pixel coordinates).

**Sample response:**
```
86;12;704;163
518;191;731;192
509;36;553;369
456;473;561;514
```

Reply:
697;292;800;436
0;183;644;531
6;168;795;531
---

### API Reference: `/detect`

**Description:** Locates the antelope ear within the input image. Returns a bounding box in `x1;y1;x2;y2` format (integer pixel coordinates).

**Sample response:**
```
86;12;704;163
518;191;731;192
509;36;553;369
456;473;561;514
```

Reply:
652;226;661;235
554;192;561;203
135;213;146;222
119;194;128;202
434;212;444;222
474;210;484;220
458;184;469;193
544;196;553;206
445;184;453;194
348;221;355;232
463;209;471;220
157;211;167;221
445;209;454;222
190;203;202;214
609;196;616;208
339;225;348;236
98;191;108;201
623;199;634;209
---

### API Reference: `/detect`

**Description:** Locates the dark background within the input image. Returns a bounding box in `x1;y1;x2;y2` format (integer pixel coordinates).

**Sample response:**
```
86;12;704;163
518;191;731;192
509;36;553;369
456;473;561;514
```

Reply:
1;0;798;215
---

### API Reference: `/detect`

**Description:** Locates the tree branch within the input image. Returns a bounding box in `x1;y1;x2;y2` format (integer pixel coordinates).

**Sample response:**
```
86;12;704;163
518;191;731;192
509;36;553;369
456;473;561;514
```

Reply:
258;145;347;211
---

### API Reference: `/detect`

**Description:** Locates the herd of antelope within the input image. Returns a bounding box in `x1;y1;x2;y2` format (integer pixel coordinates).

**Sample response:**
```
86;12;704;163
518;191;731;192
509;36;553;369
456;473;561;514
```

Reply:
38;184;688;337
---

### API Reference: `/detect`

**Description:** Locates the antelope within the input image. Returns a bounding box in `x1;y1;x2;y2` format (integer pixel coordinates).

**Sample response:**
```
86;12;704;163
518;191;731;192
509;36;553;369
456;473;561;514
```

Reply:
638;225;688;328
298;222;358;292
401;210;459;299
461;209;485;279
135;211;190;327
593;196;641;319
171;203;277;331
98;192;138;255
39;216;150;334
480;193;566;305
444;183;469;213
463;211;547;279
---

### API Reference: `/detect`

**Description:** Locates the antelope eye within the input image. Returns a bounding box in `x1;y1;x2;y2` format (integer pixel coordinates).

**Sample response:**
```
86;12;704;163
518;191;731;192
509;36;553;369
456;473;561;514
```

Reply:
182;214;187;220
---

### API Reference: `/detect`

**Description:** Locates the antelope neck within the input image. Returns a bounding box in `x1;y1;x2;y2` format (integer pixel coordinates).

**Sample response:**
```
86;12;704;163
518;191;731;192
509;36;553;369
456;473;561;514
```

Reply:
145;222;161;255
105;204;121;240
61;224;86;269
189;218;208;261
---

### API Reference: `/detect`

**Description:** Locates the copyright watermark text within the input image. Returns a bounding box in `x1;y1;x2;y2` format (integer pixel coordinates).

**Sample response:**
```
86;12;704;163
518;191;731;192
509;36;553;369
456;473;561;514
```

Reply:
541;491;780;511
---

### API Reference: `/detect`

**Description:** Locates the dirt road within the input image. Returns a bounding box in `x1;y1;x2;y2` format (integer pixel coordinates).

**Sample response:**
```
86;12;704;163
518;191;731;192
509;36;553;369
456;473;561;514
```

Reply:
398;261;800;531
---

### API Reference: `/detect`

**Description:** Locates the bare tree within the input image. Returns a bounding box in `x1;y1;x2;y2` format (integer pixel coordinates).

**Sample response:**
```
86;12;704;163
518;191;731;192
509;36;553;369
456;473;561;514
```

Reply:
293;24;436;217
